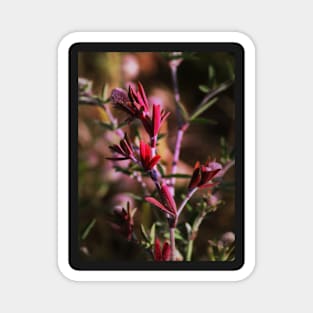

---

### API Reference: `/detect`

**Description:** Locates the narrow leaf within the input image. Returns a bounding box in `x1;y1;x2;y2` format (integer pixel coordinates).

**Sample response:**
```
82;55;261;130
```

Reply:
189;98;218;121
198;85;210;93
190;117;218;125
140;224;150;242
163;173;192;179
81;218;96;240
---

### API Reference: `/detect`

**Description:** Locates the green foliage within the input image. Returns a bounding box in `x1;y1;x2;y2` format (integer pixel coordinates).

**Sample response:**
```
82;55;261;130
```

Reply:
81;218;96;240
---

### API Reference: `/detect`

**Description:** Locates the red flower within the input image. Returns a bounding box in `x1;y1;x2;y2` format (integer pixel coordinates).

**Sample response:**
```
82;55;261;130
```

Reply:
154;238;171;261
139;141;161;170
151;104;171;147
107;133;134;161
145;183;177;217
110;202;137;241
128;82;150;114
111;82;170;146
188;160;223;190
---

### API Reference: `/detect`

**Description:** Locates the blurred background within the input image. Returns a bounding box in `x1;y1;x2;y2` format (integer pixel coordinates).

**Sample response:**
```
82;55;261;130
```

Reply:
77;51;236;261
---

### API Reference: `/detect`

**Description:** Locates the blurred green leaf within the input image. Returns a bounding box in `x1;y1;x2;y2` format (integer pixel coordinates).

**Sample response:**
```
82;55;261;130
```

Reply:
208;65;215;82
164;228;184;241
190;117;218;125
198;85;210;93
81;218;96;240
177;100;189;122
163;173;192;179
157;133;167;140
150;223;156;244
140;224;150;243
189;98;218;121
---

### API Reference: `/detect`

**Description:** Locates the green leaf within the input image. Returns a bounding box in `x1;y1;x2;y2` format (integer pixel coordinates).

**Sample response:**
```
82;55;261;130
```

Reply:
116;120;128;129
156;163;165;177
140;224;150;242
163;173;192;179
157;133;167;140
164;228;184;241
198;85;210;93
208;65;215;81
81;218;96;240
190;117;218;125
185;222;192;237
96;121;114;131
150;223;156;244
177;101;189;122
189;98;218;121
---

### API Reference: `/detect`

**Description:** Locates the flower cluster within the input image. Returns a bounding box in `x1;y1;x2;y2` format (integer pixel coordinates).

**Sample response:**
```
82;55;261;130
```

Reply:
139;141;161;171
153;238;171;261
188;160;223;190
111;82;170;147
145;183;177;218
107;134;135;161
110;202;137;241
103;81;232;262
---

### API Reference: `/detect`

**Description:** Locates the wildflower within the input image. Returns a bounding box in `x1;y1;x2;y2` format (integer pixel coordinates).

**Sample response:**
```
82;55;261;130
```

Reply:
111;82;170;146
107;133;134;161
110;202;137;241
120;202;137;241
145;183;177;217
151;104;170;147
139;141;161;170
154;238;171;261
188;160;223;190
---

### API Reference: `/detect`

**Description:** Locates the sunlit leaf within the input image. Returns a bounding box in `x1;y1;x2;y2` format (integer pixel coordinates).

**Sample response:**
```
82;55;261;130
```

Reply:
150;223;156;244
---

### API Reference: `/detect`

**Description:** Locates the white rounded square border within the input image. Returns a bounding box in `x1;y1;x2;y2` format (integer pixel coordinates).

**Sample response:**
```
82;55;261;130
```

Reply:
58;32;255;282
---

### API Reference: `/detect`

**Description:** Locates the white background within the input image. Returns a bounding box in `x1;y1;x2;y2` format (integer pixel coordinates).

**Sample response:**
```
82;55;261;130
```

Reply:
0;1;312;312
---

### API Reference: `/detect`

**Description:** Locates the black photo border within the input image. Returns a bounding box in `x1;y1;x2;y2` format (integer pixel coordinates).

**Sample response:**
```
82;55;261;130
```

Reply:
69;42;244;271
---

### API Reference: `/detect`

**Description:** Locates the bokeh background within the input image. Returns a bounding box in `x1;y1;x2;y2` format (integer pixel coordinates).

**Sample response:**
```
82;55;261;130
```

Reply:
77;51;235;261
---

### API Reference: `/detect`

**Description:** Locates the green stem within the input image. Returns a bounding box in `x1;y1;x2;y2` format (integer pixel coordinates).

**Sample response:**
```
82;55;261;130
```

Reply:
169;227;176;261
186;239;194;261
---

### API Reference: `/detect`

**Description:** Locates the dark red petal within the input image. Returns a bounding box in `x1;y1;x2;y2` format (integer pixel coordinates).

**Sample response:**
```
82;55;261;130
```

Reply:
160;111;171;126
160;183;177;214
120;135;133;156
105;157;129;161
201;167;221;184
148;155;161;169
152;104;161;137
137;82;149;112
109;144;125;155
188;167;201;190
139;141;148;166
145;197;176;216
154;238;162;261
162;242;171;261
140;116;153;136
128;85;138;103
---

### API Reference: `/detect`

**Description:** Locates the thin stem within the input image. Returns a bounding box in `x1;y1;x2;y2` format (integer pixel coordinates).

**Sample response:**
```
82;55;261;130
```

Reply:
170;66;180;103
104;104;124;139
169;227;176;261
169;128;185;195
132;171;148;195
220;159;235;177
177;187;198;216
186;239;194;261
